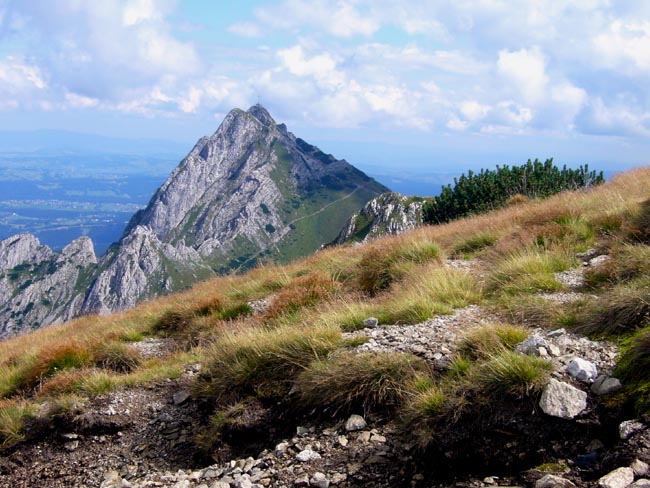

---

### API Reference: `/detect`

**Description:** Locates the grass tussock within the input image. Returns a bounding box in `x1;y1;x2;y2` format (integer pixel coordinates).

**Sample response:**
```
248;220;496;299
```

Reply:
264;270;340;319
296;351;430;415
487;248;570;295
195;324;342;402
458;323;529;360
471;351;553;397
451;231;499;257
615;327;650;414
584;244;650;288
0;400;38;448
355;236;440;295
575;284;650;337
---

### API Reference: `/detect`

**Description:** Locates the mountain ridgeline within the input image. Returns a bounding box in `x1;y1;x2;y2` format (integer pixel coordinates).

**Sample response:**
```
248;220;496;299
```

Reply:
0;105;387;337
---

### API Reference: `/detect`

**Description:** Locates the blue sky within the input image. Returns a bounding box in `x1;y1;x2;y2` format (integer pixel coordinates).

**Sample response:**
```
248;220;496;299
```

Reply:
0;0;649;174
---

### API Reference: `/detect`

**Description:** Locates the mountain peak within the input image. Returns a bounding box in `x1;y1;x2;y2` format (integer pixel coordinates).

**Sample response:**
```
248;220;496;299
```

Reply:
247;104;275;127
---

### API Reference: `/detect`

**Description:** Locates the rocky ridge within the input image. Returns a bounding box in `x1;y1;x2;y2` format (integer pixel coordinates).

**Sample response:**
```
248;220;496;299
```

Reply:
0;233;97;338
332;192;425;245
0;105;387;336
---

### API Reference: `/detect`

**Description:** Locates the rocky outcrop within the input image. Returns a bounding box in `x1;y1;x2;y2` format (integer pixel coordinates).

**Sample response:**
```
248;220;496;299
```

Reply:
0;234;97;339
332;192;425;244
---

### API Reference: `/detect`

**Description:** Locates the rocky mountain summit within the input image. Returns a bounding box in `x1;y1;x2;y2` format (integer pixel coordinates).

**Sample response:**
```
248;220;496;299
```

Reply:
332;192;425;245
0;105;387;336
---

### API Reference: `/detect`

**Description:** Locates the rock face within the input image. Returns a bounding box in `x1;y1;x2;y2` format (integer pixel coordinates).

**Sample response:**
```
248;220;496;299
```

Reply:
0;105;388;332
0;234;97;338
332;192;425;244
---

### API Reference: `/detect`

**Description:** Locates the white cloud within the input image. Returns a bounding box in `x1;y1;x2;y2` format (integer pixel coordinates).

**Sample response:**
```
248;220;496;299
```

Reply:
593;20;650;73
277;46;345;88
123;0;164;26
459;100;490;121
0;57;47;92
497;48;548;104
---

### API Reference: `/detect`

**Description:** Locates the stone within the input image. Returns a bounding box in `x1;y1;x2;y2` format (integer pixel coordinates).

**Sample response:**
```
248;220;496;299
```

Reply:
592;376;623;396
548;328;566;338
234;478;253;488
310;472;330;488
275;441;290;455
345;414;367;431
598;467;634;488
516;334;550;356
331;472;347;484
566;358;598;382
632;460;650;477
101;471;123;488
548;344;561;356
296;426;311;436
173;391;191;405
293;474;310;486
363;317;379;328
296;449;321;462
173;481;191;488
535;474;577;488
631;480;650;488
370;434;386;443
539;379;587;419
620;420;645;440
64;440;80;451
210;483;231;488
338;435;348;447
358;431;371;443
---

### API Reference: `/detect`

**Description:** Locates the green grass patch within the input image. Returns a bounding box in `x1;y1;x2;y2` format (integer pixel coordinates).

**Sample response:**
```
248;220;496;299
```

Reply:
487;249;570;295
296;351;430;415
195;324;342;403
458;323;529;360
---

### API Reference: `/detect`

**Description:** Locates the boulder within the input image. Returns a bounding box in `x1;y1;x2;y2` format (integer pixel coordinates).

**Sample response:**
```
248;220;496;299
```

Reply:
632;460;650;477
598;467;634;488
535;474;577;488
539;379;587;419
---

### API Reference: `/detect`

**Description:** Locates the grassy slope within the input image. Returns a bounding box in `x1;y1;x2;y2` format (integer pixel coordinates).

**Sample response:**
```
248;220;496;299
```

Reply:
1;167;650;451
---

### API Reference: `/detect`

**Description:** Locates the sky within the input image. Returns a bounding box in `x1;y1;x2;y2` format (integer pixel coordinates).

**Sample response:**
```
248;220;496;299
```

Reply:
0;0;649;175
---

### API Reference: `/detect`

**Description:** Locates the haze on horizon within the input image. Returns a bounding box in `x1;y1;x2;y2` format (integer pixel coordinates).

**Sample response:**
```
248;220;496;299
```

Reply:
0;1;649;174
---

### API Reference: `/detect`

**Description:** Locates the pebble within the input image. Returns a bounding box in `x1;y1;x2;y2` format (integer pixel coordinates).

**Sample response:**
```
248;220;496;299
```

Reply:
310;472;330;488
296;449;321;462
620;420;645;440
345;414;367;432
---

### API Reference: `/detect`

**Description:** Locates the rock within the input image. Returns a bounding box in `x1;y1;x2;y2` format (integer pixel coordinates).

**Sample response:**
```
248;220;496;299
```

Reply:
592;375;623;396
338;435;348;447
345;414;367;431
566;358;598;382
331;472;347;484
234;478;253;488
548;328;566;338
539;379;587;419
296;449;321;462
275;441;290;456
620;420;645;440
173;481;191;488
516;334;550;356
293;474;310;486
101;471;124;488
358;431;371;443
296;426;311;436
363;317;379;328
210;482;231;488
64;440;80;451
632;460;650;477
173;391;191;405
370;434;386;443
598;467;634;488
630;480;650;488
310;472;330;488
535;474;577;488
